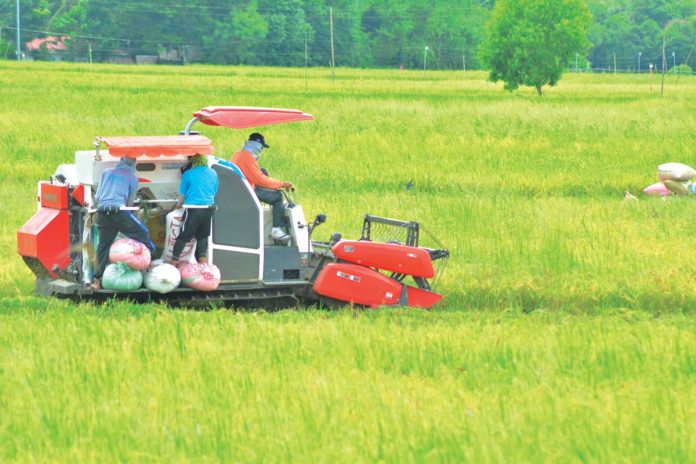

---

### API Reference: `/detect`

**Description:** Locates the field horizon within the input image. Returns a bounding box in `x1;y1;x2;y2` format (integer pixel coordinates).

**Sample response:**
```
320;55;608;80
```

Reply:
1;61;695;462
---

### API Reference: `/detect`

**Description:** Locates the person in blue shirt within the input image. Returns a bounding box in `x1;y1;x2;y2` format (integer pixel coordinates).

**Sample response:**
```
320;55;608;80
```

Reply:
168;154;218;266
93;156;155;290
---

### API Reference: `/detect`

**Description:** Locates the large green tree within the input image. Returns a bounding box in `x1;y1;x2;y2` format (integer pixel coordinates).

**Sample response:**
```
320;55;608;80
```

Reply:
479;0;592;95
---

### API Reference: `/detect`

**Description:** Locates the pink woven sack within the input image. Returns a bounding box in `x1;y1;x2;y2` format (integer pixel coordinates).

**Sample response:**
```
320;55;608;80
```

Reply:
179;263;221;291
109;238;151;270
643;182;671;197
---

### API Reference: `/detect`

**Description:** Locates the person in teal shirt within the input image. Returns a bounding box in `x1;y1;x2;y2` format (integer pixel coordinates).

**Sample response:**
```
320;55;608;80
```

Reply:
169;154;218;265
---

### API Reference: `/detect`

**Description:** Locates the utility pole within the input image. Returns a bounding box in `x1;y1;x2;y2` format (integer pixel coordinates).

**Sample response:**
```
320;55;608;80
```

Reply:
16;0;21;60
672;51;675;69
329;7;335;81
638;52;641;73
661;35;666;96
304;30;308;90
423;46;428;70
462;54;465;71
88;41;93;72
575;53;578;72
613;52;617;75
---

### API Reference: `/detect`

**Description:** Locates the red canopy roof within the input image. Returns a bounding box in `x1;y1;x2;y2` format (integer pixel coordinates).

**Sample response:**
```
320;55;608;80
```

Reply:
99;135;214;158
193;106;315;129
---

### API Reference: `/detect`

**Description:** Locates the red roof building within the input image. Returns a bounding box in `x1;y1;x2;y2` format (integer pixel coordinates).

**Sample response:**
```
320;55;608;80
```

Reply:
25;36;68;52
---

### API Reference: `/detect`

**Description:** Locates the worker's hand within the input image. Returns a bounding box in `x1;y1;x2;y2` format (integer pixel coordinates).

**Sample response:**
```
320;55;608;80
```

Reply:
282;182;294;190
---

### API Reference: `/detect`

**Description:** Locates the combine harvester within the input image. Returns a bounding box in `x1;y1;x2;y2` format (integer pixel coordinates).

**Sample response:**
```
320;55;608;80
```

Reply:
17;107;448;309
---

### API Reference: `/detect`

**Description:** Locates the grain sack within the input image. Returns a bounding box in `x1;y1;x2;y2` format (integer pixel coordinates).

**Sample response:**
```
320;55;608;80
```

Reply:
663;179;690;195
102;262;143;291
180;263;221;291
144;263;181;294
657;163;696;181
161;208;197;263
109;238;151;270
643;182;671;196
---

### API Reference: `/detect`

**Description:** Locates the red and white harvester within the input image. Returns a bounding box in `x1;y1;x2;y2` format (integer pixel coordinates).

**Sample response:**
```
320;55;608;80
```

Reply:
17;107;449;309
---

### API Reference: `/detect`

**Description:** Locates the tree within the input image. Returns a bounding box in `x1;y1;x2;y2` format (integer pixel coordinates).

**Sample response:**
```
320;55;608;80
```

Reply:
203;1;269;65
258;0;309;66
479;0;592;95
417;0;491;70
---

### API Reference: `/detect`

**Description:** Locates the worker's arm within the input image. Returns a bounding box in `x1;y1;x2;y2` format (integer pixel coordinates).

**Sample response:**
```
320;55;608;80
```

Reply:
245;157;284;190
176;171;189;208
233;150;284;190
126;176;138;206
94;171;105;204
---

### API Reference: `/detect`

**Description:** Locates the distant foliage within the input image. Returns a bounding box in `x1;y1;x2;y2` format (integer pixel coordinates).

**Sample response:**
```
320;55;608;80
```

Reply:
0;0;693;70
586;0;696;72
0;0;493;69
668;63;693;75
480;0;592;95
0;37;12;59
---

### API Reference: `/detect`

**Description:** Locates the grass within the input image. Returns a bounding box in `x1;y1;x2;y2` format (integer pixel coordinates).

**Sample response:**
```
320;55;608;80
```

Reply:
1;302;694;462
0;61;695;461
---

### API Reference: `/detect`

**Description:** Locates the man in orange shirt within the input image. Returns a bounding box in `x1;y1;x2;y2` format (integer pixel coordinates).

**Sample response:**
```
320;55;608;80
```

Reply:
231;133;293;242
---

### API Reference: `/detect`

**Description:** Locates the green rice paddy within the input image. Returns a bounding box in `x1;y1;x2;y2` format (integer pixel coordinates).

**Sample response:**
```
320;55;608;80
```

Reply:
0;61;694;461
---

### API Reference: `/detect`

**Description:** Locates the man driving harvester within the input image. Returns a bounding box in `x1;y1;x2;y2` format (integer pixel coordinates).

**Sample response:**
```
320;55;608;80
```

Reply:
231;133;294;242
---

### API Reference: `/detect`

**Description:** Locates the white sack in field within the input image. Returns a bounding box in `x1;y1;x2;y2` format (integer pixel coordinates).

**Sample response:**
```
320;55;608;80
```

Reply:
657;163;696;181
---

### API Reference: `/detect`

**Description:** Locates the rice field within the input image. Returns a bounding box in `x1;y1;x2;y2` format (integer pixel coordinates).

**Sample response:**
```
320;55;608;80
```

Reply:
0;61;695;462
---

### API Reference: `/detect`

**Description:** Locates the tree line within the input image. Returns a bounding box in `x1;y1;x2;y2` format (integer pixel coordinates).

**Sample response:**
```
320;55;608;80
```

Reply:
0;0;693;70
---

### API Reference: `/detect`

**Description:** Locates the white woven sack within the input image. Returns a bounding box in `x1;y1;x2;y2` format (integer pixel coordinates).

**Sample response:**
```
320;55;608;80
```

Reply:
144;263;181;294
657;163;696;181
161;208;197;263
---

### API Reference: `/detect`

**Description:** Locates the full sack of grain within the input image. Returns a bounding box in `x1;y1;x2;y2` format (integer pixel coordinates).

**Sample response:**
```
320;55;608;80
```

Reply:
161;208;197;264
144;262;181;294
643;182;671;196
180;262;221;291
657;163;696;181
102;262;143;291
109;238;151;270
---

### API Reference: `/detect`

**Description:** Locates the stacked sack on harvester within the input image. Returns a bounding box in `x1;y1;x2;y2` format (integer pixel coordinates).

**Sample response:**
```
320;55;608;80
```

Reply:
100;209;221;293
643;163;696;196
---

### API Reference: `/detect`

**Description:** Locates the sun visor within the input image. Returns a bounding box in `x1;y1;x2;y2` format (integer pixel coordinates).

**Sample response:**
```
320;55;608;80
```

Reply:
193;106;315;129
99;135;214;158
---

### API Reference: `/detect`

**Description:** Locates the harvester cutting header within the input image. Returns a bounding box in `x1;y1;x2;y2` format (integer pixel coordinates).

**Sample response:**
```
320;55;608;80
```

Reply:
17;106;449;309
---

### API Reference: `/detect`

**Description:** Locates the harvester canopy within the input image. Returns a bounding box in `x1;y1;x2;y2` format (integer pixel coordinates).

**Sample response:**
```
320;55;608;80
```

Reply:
98;135;214;158
192;107;315;129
